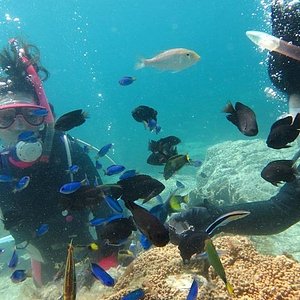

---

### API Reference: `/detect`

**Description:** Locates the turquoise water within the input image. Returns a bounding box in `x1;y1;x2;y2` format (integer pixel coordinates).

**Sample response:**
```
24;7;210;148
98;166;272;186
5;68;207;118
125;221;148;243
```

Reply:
0;0;285;171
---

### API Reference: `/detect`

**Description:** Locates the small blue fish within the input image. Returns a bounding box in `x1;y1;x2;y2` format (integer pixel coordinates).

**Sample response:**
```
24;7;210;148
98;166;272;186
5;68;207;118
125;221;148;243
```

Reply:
155;125;161;134
89;213;124;227
122;288;145;300
119;76;136;86
17;131;36;142
104;165;125;176
13;176;30;193
36;224;49;237
91;262;115;286
10;269;28;283
59;178;88;194
186;278;198;300
190;160;202;167
147;119;161;134
97;143;113;158
119;169;138;180
139;234;152;250
104;195;123;213
0;174;14;183
95;160;102;170
8;249;18;268
66;165;79;174
31;108;48;117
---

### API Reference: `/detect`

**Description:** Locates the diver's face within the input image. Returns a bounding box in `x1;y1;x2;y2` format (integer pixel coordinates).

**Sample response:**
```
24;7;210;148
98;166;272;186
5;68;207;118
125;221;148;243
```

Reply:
0;108;45;146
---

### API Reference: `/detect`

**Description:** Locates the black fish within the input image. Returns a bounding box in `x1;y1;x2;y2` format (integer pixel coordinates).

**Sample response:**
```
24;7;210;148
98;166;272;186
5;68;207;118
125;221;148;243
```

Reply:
223;101;258;136
178;229;210;262
147;152;168;165
266;113;300;149
261;159;298;186
59;184;122;210
131;105;157;123
98;217;137;245
125;200;169;247
148;136;181;155
118;174;165;203
55;109;88;131
163;154;190;180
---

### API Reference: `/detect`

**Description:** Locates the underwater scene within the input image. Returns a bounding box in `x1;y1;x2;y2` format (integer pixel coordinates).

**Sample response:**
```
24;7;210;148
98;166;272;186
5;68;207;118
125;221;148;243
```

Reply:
0;0;300;299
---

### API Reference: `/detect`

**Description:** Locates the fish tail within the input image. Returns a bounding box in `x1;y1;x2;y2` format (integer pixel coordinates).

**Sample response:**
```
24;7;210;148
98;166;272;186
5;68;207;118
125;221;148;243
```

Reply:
292;112;300;129
222;101;235;113
135;58;145;70
226;281;234;295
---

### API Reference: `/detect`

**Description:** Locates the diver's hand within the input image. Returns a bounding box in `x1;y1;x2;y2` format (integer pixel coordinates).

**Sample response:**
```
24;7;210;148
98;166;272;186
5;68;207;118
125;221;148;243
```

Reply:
172;206;216;231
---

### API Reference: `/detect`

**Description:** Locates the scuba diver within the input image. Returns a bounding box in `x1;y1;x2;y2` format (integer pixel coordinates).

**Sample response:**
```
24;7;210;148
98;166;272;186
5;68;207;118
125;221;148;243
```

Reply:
170;0;300;236
0;39;116;286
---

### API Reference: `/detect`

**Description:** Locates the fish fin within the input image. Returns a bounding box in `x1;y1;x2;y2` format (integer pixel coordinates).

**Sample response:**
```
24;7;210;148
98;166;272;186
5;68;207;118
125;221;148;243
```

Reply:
135;58;145;70
271;115;293;131
226;282;234;295
222;102;235;113
226;114;238;126
292;112;300;129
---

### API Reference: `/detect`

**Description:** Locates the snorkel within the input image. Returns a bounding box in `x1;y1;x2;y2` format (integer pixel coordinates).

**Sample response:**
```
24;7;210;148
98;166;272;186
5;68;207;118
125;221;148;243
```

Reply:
8;38;55;163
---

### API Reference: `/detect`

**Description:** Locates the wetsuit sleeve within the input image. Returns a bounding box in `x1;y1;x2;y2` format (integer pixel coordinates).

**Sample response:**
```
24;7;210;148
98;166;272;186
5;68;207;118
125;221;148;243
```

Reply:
179;180;300;236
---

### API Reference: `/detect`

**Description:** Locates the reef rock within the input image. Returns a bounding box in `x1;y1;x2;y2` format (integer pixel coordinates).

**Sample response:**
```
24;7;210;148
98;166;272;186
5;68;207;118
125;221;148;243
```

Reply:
99;236;300;300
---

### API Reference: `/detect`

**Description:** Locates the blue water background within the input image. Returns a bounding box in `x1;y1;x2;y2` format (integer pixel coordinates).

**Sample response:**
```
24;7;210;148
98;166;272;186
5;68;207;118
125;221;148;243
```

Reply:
0;0;285;173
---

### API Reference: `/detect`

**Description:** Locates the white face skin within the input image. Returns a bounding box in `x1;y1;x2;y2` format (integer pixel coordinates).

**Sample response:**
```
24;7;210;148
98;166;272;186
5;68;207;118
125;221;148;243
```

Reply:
0;93;43;146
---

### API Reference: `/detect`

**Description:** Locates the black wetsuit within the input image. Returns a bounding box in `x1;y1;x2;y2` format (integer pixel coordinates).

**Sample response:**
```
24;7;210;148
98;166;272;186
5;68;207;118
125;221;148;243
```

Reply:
174;1;300;236
0;132;111;284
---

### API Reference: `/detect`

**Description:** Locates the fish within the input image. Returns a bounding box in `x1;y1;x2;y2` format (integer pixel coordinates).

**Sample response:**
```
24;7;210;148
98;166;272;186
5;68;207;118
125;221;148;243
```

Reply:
96;143;113;158
55;109;88;131
125;201;169;247
117;250;136;267
186;278;198;300
147;152;168;165
104;165;126;176
91;262;115;286
13;176;30;193
59;178;88;195
204;238;234;295
119;76;136;86
63;241;76;300
261;159;298;186
66;165;79;174
121;288;145;300
0;174;14;183
89;213;124;227
266;113;300;149
139;234;152;250
104;195;123;213
117;174;165;203
8;249;18;268
98;216;136;245
31;108;48;117
205;210;250;236
10;269;28;283
223;101;258;136
135;48;200;72
163;154;190;180
59;184;122;211
148;136;181;160
119;169;138;180
132;105;157;124
35;223;49;237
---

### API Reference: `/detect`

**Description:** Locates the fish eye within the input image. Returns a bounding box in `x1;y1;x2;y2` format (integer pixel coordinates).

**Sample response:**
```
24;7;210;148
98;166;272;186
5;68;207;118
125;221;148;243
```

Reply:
186;53;190;56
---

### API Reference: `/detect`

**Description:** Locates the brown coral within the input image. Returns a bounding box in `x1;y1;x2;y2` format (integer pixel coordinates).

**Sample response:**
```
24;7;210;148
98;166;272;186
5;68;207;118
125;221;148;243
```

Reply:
94;235;300;300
